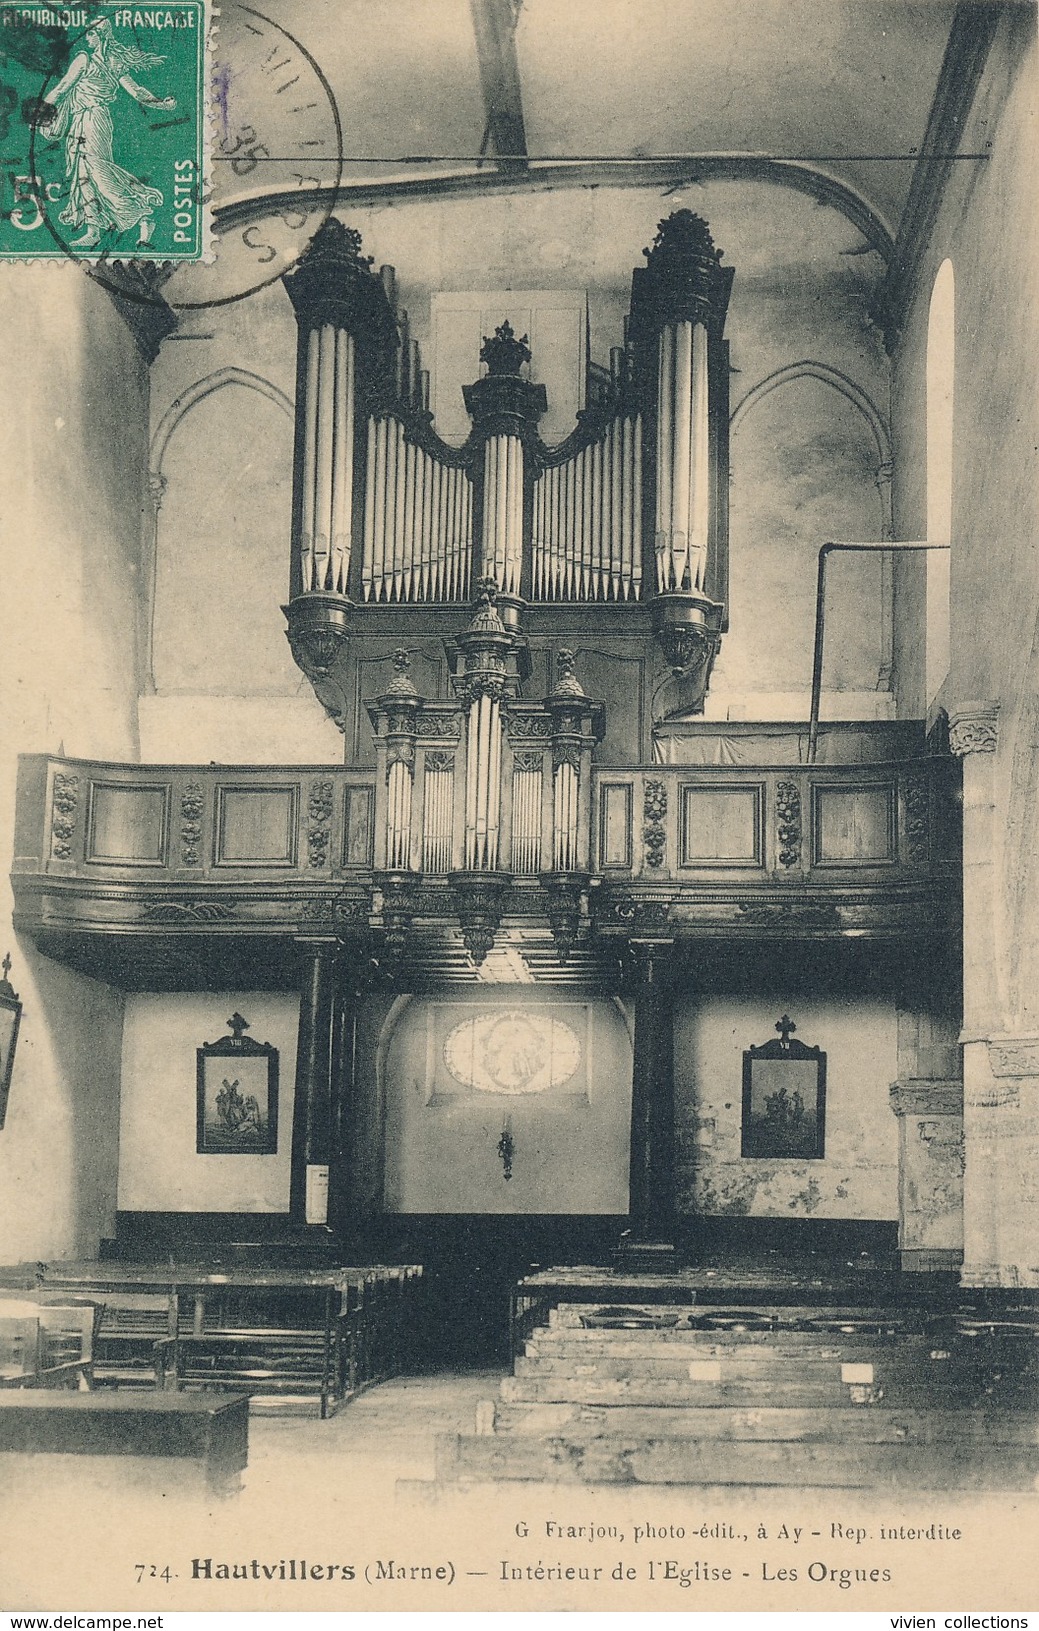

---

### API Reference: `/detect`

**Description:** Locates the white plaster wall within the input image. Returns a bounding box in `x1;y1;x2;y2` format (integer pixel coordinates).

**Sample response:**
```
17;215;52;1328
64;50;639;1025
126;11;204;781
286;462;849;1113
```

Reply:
380;993;632;1214
674;993;899;1220
896;16;1038;1039
118;993;297;1213
0;270;149;1260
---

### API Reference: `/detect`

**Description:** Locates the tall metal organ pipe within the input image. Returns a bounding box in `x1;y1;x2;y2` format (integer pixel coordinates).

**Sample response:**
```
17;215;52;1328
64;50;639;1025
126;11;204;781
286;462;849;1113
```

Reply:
297;323;356;595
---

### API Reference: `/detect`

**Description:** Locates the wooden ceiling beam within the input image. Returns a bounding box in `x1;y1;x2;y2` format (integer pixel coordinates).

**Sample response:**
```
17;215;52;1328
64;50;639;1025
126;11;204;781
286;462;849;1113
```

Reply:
469;0;528;172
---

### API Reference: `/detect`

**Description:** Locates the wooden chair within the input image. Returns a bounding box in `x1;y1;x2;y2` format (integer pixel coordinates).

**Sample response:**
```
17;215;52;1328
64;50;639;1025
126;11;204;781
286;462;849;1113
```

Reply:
0;1293;100;1390
0;1302;42;1387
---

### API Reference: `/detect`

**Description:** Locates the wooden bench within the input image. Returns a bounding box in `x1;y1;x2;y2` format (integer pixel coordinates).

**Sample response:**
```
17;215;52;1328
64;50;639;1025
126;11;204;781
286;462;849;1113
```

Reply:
1;1261;425;1416
0;1390;249;1494
436;1296;1039;1492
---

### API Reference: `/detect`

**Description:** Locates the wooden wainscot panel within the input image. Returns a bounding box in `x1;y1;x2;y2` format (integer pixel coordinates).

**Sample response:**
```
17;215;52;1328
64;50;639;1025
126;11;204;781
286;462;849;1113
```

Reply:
680;783;764;868
86;781;171;867
811;782;897;867
214;784;300;868
599;782;633;871
343;785;374;869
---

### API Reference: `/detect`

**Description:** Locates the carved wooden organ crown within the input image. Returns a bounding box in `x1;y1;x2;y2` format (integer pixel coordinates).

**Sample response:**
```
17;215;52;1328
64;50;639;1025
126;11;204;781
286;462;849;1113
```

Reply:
280;212;733;963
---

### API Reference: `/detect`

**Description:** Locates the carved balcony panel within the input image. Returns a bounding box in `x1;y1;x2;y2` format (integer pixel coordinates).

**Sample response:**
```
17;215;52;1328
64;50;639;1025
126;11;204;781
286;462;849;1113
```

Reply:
11;744;960;987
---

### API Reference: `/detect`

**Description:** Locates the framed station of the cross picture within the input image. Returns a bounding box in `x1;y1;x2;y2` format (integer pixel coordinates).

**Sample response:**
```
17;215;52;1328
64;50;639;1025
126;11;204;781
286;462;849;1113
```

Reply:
741;1015;826;1160
196;1012;279;1156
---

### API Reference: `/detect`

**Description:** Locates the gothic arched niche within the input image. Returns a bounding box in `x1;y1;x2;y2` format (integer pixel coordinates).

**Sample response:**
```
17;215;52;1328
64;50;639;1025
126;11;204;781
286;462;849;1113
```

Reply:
152;379;299;696
718;372;887;707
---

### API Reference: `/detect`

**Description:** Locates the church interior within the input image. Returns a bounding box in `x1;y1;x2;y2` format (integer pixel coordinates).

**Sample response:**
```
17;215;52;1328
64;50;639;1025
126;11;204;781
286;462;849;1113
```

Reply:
0;0;1037;1505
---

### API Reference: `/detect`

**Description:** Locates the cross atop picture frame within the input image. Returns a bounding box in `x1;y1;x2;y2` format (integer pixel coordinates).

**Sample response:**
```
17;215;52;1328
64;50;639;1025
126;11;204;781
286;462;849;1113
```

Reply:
741;1014;826;1160
196;1011;279;1156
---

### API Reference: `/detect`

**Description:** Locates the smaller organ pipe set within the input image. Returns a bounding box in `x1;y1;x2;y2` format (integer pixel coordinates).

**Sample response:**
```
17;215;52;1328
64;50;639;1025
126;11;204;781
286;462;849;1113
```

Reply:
282;212;732;962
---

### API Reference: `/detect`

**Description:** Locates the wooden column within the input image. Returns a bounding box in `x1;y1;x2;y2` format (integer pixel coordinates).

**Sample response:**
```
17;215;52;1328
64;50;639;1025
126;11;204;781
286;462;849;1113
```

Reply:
290;940;337;1229
627;941;676;1240
330;970;364;1235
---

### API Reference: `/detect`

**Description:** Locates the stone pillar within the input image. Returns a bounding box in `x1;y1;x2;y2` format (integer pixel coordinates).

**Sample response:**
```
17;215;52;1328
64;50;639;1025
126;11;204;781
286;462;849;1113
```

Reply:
627;941;676;1241
949;701;1038;1288
888;1080;963;1272
289;940;337;1229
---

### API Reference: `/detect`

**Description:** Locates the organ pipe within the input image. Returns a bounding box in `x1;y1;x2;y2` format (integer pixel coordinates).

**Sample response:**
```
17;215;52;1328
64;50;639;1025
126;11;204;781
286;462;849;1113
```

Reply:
296;322;357;596
656;315;712;594
531;414;643;602
361;418;473;604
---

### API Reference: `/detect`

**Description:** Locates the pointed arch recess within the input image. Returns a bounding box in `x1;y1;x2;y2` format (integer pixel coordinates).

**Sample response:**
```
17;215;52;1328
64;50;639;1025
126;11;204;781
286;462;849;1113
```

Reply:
730;361;891;469
150;367;294;475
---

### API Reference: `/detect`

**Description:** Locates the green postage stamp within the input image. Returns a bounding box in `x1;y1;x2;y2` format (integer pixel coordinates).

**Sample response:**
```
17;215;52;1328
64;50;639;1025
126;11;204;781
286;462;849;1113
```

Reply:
0;1;206;260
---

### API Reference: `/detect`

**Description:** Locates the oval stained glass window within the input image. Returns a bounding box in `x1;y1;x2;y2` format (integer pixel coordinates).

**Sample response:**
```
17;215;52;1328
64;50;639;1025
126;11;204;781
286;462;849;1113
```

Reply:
443;1010;581;1095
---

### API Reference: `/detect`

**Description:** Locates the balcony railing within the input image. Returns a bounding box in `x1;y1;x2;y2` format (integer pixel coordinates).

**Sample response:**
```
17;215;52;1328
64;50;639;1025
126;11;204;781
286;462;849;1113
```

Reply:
14;750;958;942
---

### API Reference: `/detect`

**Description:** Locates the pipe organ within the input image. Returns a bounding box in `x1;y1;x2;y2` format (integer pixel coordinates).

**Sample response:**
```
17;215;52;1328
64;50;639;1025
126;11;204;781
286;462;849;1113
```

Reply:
284;209;731;961
283;210;730;629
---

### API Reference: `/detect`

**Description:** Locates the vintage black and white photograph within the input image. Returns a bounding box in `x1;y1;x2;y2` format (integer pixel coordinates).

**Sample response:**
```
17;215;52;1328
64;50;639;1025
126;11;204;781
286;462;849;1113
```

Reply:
0;0;1036;1616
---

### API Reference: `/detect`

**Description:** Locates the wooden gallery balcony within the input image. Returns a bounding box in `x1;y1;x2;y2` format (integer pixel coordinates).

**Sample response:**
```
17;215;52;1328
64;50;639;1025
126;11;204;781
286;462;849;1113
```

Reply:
11;737;959;987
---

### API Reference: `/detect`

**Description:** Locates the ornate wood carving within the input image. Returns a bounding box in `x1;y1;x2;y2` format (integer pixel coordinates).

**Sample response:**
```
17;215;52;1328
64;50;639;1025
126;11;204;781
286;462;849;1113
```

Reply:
643;779;667;868
139;900;237;923
903;774;930;864
543;872;586;965
508;713;551;740
180;782;204;866
450;870;512;965
775;779;802;868
50;773;79;860
307;780;334;869
417;714;462;740
737;900;839;927
595;895;672;930
424;751;456;775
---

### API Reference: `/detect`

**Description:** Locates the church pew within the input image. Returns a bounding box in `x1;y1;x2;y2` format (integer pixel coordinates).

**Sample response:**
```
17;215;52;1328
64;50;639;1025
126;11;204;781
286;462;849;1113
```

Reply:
502;1366;1034;1409
488;1400;1037;1442
545;1301;998;1332
6;1262;425;1416
0;1390;249;1495
515;1347;1036;1383
434;1428;1039;1490
435;1289;1039;1492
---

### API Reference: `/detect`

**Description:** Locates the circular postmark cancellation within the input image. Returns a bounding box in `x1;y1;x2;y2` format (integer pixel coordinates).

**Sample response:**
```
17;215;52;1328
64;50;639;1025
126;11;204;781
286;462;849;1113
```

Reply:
1;0;343;310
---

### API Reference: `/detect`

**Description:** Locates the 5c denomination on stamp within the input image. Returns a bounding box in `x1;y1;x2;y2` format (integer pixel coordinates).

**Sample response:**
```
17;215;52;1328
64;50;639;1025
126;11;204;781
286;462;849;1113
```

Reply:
0;1;207;260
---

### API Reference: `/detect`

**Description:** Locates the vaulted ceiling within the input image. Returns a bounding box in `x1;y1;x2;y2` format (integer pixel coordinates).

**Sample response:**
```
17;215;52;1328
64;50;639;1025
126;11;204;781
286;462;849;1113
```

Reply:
216;0;963;244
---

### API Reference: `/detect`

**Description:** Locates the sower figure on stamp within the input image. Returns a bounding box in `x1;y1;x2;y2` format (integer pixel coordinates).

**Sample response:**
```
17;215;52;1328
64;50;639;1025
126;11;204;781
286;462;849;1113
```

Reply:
40;17;176;249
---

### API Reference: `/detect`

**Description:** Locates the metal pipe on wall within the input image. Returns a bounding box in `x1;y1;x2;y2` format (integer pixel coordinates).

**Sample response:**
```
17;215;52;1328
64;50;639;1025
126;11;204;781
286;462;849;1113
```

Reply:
807;539;941;763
